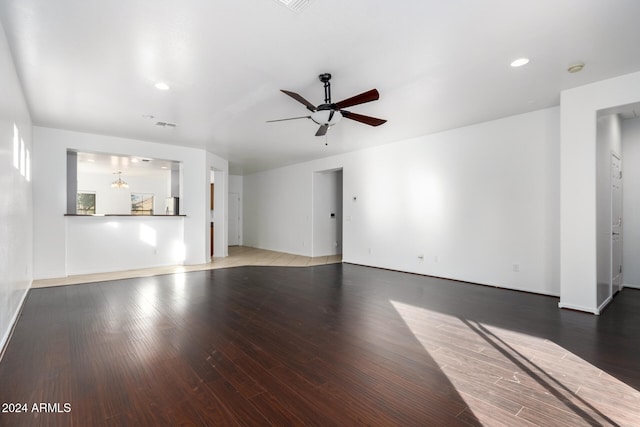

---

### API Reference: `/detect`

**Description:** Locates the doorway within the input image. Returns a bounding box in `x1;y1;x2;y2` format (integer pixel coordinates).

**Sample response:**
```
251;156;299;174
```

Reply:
595;113;623;311
312;169;343;257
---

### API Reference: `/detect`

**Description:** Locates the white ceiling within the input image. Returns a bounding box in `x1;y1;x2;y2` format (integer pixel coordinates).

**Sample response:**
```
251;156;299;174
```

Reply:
2;0;640;175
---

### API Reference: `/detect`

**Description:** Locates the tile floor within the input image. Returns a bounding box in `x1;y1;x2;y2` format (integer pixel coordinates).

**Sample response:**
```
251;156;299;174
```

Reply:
32;246;342;288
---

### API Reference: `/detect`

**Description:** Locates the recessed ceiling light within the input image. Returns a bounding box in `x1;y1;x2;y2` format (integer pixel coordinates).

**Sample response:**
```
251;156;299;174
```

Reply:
154;82;170;91
510;58;530;67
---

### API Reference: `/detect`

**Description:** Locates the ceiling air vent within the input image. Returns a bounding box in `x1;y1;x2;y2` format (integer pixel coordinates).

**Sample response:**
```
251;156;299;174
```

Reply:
273;0;311;12
155;121;177;128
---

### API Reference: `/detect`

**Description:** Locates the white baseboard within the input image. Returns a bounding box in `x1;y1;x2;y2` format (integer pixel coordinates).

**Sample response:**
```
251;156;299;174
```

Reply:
596;295;613;314
622;283;640;290
0;284;30;360
558;301;600;315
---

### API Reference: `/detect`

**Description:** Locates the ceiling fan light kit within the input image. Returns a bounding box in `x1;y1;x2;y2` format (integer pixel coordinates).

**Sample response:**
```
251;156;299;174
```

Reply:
310;109;342;126
268;73;386;137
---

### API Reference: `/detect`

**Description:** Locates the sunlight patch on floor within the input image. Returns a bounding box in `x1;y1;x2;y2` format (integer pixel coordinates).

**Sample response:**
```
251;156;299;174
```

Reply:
390;300;640;426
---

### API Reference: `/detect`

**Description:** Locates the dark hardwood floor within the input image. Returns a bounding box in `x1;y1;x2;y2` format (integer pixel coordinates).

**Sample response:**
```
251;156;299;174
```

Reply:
1;264;639;426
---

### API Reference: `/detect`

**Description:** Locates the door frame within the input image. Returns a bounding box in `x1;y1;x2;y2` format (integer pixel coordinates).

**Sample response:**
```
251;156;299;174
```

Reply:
610;151;623;294
228;191;241;246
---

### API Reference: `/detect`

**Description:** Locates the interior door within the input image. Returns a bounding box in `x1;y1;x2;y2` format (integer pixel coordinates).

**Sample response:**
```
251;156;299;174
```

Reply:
611;153;623;293
228;192;240;246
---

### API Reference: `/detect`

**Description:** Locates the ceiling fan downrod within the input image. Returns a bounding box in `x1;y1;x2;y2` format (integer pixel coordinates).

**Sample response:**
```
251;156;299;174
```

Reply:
319;73;332;104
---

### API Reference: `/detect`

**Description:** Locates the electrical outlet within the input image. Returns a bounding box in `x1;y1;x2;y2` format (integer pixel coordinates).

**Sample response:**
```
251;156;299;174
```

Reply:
513;264;520;272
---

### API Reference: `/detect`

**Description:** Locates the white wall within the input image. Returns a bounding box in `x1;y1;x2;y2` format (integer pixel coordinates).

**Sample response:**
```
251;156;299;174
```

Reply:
33;127;225;279
623;117;640;289
244;162;314;256
595;114;622;308
66;216;184;274
0;22;33;351
313;169;343;257
229;174;243;245
560;71;640;313
244;107;560;295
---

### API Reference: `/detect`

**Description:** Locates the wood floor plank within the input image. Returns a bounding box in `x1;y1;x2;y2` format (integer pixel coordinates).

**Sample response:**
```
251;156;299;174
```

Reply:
247;392;307;427
1;263;639;426
494;378;618;426
202;377;270;427
205;349;266;399
456;392;537;427
516;406;595;427
439;364;524;415
237;355;334;426
267;362;398;426
574;384;640;426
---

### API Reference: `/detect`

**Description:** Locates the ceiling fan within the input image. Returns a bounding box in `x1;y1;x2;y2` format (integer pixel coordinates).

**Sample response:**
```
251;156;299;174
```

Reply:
267;73;387;136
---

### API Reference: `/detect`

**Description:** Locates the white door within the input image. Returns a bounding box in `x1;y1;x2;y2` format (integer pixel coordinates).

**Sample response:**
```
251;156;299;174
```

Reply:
611;154;623;293
228;192;240;246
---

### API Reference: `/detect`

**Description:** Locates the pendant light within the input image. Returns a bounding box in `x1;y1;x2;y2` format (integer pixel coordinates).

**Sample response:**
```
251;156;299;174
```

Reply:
111;171;129;189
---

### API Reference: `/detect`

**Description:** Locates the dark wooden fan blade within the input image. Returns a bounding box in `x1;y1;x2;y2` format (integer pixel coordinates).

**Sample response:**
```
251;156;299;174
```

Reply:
266;116;310;123
340;110;387;126
334;89;380;109
281;90;316;111
315;124;329;136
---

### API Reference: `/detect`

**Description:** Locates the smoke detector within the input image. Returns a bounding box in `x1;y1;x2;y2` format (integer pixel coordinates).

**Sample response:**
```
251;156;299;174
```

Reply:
567;63;585;73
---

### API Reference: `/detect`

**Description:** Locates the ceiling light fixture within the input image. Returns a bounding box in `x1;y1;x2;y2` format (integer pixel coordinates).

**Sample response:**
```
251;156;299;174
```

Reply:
310;109;343;126
111;171;129;189
567;63;585;73
154;82;170;91
510;58;530;67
